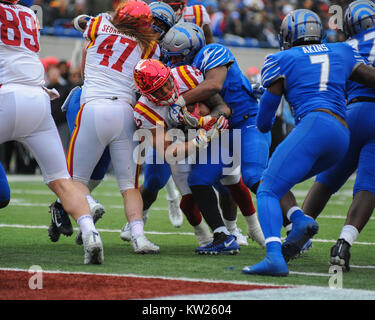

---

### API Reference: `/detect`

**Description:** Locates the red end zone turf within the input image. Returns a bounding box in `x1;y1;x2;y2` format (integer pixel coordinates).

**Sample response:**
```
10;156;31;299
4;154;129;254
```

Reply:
0;270;287;300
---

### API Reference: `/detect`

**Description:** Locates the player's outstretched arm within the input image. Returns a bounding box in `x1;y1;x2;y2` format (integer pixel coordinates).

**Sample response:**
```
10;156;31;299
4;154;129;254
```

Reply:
180;66;228;106
257;79;283;133
350;64;375;88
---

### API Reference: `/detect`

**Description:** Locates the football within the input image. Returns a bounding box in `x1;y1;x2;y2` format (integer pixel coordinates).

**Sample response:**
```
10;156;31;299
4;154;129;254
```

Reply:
187;102;210;116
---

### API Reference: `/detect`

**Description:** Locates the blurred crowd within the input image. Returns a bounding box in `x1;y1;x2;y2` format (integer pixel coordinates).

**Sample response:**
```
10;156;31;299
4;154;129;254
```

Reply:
27;0;355;47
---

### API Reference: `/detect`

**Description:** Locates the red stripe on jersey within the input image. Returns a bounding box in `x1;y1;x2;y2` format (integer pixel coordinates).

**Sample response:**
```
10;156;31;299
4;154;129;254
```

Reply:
134;102;167;128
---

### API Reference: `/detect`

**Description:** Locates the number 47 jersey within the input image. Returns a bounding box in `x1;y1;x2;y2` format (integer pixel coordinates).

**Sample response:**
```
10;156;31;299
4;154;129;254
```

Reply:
262;42;366;123
0;3;45;86
82;14;160;104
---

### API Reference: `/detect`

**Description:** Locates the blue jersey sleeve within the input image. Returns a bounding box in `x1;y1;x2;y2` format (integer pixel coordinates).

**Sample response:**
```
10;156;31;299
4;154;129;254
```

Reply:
193;44;234;75
261;54;284;88
342;42;368;74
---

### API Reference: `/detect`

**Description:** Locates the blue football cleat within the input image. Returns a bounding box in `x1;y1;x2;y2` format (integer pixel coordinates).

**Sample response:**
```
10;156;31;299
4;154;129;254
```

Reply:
282;215;318;262
242;253;289;277
195;232;240;255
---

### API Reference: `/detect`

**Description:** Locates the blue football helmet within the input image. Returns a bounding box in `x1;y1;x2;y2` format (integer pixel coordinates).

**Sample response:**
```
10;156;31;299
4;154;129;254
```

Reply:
160;22;206;66
279;9;323;50
344;0;375;37
149;1;176;38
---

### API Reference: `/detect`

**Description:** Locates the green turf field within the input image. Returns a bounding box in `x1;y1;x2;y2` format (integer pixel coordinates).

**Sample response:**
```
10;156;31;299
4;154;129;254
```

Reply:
1;175;375;291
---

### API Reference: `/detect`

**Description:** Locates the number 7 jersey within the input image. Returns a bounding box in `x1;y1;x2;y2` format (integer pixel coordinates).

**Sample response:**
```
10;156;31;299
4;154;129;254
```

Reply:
82;14;160;105
0;3;44;86
261;42;366;122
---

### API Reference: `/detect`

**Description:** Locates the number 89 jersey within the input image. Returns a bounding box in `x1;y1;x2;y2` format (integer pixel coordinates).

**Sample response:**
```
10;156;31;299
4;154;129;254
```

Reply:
82;14;160;105
262;42;366;123
0;3;44;86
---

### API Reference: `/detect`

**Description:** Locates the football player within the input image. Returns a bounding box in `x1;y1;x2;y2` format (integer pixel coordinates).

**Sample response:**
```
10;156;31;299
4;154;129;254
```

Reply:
242;9;375;276
0;0;103;264
160;23;267;252
68;0;160;254
133;59;261;253
301;0;375;272
159;0;215;44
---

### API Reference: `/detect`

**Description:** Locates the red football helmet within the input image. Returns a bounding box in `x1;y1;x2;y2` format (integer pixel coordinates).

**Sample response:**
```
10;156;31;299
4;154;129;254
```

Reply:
113;0;152;28
159;0;186;20
1;0;19;4
134;59;179;106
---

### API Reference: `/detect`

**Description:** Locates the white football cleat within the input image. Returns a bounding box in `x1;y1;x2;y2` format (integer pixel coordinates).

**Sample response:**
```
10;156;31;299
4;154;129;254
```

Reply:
132;235;160;254
76;200;105;245
245;213;266;248
231;227;248;246
168;198;183;228
193;221;213;247
83;231;104;265
120;223;131;242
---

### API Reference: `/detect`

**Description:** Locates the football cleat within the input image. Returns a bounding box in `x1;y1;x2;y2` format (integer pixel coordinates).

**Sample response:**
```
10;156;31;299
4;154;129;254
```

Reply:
83;231;104;265
76;201;105;245
48;201;73;242
120;223;131;242
132;235;160;254
242;252;289;277
168;197;183;228
282;215;319;262
195;232;240;255
330;238;351;272
231;227;248;246
193;221;213;247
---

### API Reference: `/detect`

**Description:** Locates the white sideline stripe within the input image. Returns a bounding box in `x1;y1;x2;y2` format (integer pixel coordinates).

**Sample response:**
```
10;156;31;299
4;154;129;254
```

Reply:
1;223;375;247
7;200;375;221
0;267;287;288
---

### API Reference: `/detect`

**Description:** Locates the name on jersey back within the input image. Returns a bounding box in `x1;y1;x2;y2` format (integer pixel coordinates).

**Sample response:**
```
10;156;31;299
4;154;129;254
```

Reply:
301;44;329;54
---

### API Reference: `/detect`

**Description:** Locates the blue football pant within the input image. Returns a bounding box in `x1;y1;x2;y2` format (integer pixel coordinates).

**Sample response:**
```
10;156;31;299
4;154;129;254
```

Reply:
316;102;375;197
188;118;270;189
257;111;350;241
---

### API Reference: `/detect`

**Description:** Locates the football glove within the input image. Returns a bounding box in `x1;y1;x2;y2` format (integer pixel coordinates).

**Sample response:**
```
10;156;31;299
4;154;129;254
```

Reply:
216;115;229;131
192;125;219;149
182;104;215;130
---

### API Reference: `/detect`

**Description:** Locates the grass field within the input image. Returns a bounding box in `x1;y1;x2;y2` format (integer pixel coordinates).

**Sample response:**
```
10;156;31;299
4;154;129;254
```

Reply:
1;174;375;298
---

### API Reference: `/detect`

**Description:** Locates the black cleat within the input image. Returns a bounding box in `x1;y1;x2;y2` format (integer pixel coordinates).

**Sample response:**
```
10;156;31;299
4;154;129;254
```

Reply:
330;239;351;272
48;201;74;242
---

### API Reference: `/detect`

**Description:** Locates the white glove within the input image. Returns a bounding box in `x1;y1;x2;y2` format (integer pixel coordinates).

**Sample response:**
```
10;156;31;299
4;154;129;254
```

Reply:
42;87;60;101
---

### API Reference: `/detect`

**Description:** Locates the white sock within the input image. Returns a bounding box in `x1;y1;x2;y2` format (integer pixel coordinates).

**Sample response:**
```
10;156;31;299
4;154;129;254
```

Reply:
223;218;237;233
286;206;302;221
86;194;96;207
165;178;179;201
77;214;96;236
214;226;230;235
130;219;144;239
339;225;359;246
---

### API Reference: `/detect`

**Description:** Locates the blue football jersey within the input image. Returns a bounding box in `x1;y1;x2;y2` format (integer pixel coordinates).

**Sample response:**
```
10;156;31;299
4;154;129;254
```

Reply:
262;42;366;122
192;43;259;127
346;28;375;103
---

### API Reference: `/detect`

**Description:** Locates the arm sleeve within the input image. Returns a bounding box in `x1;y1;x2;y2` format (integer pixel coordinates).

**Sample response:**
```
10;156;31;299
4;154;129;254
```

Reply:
261;54;284;88
257;90;282;133
344;42;368;75
196;45;234;75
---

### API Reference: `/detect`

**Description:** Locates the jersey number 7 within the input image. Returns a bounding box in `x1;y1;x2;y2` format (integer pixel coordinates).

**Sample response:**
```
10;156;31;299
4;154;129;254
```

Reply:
310;54;330;92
